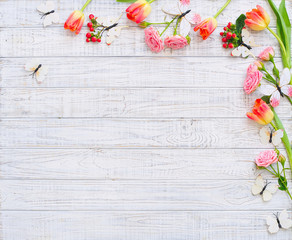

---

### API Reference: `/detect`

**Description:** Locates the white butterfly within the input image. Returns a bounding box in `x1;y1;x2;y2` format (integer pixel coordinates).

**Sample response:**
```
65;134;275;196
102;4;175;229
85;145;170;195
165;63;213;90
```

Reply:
267;210;292;234
162;0;201;37
259;126;283;146
25;59;48;83
96;14;128;45
37;1;59;27
251;175;278;202
232;29;258;58
259;68;292;107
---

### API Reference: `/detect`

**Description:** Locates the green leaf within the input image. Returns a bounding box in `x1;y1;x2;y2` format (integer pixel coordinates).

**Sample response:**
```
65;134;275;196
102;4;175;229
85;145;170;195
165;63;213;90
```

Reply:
116;0;136;2
273;66;280;78
261;95;271;104
279;0;291;66
267;0;290;68
235;14;246;37
278;175;288;191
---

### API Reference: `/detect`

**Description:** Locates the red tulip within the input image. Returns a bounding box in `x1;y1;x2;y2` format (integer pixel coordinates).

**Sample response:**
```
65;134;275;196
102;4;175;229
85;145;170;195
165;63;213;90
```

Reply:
64;10;85;35
194;17;217;40
126;0;152;24
246;99;274;125
245;5;270;31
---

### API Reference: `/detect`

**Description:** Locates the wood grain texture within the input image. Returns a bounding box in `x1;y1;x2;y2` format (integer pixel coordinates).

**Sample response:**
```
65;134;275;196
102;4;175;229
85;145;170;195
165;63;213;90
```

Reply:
2;211;291;240
1;88;291;118
1;0;292;239
0;57;284;88
1;118;291;149
1;148;283;180
0;179;291;210
0;0;289;27
0;27;279;57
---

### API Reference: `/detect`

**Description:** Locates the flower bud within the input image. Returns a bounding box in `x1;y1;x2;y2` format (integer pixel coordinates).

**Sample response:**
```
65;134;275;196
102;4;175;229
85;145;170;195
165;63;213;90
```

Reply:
278;154;286;166
138;21;151;28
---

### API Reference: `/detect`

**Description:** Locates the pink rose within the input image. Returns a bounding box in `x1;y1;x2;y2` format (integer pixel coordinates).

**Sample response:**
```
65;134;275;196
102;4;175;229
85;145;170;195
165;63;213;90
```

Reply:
259;47;275;61
144;26;164;53
164;35;188;50
244;70;262;94
256;150;278;168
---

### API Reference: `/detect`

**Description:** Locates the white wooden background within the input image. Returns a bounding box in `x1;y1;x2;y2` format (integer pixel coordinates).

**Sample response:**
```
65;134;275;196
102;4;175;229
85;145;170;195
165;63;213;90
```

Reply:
0;0;292;239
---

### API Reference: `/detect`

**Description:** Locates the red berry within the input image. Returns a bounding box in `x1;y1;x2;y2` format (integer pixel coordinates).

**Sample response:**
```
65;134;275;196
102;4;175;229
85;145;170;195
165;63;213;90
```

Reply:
87;22;93;28
91;37;97;42
86;38;91;42
97;38;101;43
227;22;232;28
223;27;227;31
222;37;227;42
223;43;228;48
228;43;234;48
232;33;237;38
226;32;232;39
89;14;94;20
86;32;91;38
220;32;224;36
90;27;94;32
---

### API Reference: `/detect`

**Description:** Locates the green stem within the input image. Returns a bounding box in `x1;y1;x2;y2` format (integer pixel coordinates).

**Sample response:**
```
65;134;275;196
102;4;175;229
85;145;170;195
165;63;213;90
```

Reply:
270;57;280;79
270;121;277;130
286;190;292;200
174;18;180;35
271;108;292;176
214;0;231;18
148;22;169;25
262;68;277;84
160;17;177;36
81;0;92;12
148;0;157;3
267;26;289;67
286;96;292;105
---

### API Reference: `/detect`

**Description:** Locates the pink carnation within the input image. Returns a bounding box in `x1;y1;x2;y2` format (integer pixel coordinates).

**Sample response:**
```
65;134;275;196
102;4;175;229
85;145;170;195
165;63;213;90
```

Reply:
256;150;278;168
164;35;188;50
247;64;258;74
244;70;262;94
259;47;275;61
144;26;164;53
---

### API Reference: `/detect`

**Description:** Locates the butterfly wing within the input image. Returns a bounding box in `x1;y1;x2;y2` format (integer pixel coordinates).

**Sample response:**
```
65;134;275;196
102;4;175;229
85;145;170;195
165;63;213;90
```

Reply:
279;68;291;86
252;175;265;195
263;184;278;201
106;26;128;45
272;129;284;146
231;46;244;57
43;12;59;27
179;17;191;37
184;13;201;25
270;90;281;108
279;210;292;229
281;85;292;97
266;216;280;234
37;1;54;13
162;2;181;16
259;126;271;145
35;65;48;83
258;84;276;96
25;59;40;72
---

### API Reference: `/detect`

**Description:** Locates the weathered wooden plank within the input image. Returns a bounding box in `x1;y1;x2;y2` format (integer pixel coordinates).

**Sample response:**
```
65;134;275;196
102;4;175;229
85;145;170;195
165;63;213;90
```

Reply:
0;27;278;57
2;211;291;240
1;88;291;118
2;57;280;88
0;179;291;210
1;118;291;148
1;148;284;180
0;0;287;27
